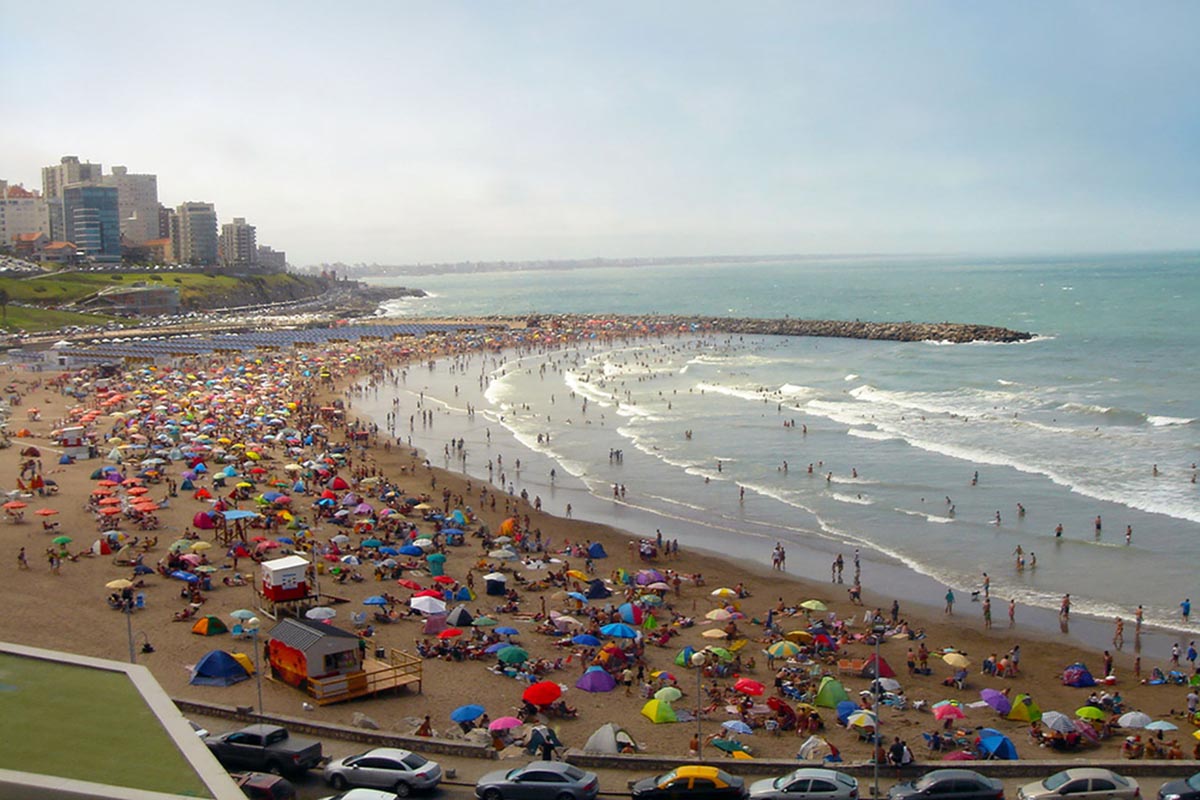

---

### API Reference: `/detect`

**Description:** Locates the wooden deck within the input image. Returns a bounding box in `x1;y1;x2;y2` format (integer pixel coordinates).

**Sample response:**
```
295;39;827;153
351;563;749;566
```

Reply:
307;648;423;705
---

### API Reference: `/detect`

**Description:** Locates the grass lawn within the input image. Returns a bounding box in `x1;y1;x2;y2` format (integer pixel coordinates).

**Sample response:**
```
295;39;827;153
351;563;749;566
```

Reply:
0;306;113;332
0;653;212;797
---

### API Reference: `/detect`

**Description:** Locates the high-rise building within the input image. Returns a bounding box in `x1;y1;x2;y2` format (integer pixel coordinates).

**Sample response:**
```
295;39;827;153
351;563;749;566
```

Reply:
101;166;159;244
176;202;218;265
0;180;52;249
219;217;257;268
42;155;103;199
62;184;121;263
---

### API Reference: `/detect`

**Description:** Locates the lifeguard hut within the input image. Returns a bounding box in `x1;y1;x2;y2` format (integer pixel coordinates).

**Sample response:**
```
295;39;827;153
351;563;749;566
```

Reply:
57;426;91;460
258;554;312;618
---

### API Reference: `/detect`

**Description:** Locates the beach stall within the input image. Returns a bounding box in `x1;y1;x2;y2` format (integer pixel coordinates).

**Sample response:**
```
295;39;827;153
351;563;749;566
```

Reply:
267;617;422;705
57;426;92;460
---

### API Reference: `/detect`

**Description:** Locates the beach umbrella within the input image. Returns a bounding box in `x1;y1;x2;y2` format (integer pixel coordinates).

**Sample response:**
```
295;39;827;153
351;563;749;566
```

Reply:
600;623;638;639
410;596;446;614
655;686;683;702
190;541;212;552
497;646;529;664
399;545;423;556
799;599;828;612
767;640;802;658
432;575;456;585
472;616;498;627
942;652;971;669
1041;711;1074;733
1075;706;1106;721
170;570;198;583
363;595;389;606
3;501;27;510
979;688;1012;715
722;721;753;735
1118;711;1152;728
942;750;977;761
361;538;383;548
436;628;464;640
576;667;617;693
51;535;72;546
488;716;523;731
522;681;562;706
106;579;133;590
305;607;337;620
495;626;519;636
734;678;765;696
1146;720;1179;732
566;592;589;602
230;608;257;621
35;508;59;517
711;587;737;599
705;608;733;621
784;630;814;643
705;647;734;662
934;704;966;721
572;634;602;647
702;629;728;639
846;710;878;728
450;704;486;723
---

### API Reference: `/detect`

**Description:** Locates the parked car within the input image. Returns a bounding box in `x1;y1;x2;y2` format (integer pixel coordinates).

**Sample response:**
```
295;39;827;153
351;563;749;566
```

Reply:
203;724;324;778
889;770;1004;800
323;747;442;796
475;760;599;800
319;791;402;800
1018;769;1140;800
232;771;297;800
1160;773;1200;800
750;768;858;800
631;765;748;800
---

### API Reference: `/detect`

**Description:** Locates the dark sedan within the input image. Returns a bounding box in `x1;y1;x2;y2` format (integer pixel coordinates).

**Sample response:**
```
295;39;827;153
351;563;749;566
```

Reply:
475;761;599;800
888;770;1004;800
1159;773;1200;800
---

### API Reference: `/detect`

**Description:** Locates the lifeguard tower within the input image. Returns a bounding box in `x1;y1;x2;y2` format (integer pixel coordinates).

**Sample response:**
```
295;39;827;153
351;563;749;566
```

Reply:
257;554;312;619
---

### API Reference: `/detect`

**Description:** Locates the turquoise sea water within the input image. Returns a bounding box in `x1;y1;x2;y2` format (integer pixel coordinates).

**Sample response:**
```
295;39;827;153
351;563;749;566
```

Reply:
362;252;1199;646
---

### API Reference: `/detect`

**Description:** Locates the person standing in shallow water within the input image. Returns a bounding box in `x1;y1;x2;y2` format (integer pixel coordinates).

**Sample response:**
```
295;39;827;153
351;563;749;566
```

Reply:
944;587;955;615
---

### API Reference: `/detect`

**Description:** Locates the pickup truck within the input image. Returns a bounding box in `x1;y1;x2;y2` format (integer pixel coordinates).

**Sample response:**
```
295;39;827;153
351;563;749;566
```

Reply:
203;724;324;777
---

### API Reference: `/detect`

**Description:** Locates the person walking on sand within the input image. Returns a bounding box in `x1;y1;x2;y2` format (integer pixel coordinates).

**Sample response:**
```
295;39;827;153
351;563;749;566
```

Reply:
17;547;29;570
944;587;955;615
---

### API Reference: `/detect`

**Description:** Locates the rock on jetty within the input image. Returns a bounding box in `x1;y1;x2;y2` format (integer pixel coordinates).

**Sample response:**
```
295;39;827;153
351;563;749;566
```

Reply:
515;314;1033;344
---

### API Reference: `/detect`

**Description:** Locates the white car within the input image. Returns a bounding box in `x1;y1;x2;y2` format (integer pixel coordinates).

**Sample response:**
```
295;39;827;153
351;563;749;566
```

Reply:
750;768;859;800
323;747;442;796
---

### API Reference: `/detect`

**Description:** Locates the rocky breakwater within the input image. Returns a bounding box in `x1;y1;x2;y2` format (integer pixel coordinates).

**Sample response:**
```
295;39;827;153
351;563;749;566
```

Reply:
701;317;1034;343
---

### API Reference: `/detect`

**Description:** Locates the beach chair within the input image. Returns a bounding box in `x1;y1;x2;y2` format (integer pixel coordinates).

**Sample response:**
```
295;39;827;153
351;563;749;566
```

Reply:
838;658;867;676
230;623;245;638
351;611;368;626
135;593;145;610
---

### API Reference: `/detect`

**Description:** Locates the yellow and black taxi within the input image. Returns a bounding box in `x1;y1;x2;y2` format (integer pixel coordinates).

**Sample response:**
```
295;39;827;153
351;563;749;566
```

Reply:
631;766;748;800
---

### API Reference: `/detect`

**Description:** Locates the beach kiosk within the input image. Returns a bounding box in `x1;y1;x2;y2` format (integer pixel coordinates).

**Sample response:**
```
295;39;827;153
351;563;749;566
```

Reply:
267;617;423;705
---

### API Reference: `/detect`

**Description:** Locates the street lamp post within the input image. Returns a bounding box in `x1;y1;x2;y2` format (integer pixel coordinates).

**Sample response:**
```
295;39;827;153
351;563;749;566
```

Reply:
247;617;264;718
125;600;136;664
872;622;887;798
690;651;707;761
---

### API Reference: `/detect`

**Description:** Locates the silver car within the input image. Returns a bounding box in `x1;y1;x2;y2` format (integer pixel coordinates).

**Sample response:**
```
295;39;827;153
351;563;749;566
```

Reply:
750;768;859;800
475;761;599;800
323;747;442;796
1018;769;1140;800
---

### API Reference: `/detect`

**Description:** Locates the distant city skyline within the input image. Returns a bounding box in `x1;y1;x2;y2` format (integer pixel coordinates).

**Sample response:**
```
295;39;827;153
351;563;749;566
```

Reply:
3;1;1197;265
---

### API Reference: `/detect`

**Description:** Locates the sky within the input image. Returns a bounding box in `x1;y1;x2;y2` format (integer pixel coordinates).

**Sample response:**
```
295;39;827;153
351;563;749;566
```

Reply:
2;1;1198;265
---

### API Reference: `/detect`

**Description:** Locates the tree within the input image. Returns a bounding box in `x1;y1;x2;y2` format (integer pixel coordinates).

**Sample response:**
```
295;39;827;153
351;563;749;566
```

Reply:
0;288;9;324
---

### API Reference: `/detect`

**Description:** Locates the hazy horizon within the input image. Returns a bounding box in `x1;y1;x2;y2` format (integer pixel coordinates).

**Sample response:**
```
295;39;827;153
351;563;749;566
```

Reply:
3;1;1198;265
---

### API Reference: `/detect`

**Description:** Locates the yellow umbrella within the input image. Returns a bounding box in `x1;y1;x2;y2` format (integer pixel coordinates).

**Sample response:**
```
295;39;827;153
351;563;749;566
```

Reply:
236;482;253;489
711;587;737;598
106;579;133;590
728;639;748;652
190;541;212;552
702;629;728;639
942;653;971;669
566;569;588;580
784;630;814;643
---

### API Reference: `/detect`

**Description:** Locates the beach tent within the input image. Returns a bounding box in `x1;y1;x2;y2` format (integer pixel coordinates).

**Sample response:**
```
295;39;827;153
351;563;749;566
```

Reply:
446;606;474;627
192;512;215;530
586;579;612;599
835;700;859;725
674;646;696;667
91;538;112;556
1061;662;1096;687
587;542;607;559
798;735;833;761
862;654;896;679
640;698;677;724
813;676;849;708
977;728;1019;760
584;722;637;753
192;616;228;636
190;650;250;686
576;667;618;693
484;572;507;596
228;651;255;675
1007;694;1042;723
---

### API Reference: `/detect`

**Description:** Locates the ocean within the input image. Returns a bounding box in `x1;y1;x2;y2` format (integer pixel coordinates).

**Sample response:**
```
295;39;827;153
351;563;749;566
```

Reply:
357;252;1199;650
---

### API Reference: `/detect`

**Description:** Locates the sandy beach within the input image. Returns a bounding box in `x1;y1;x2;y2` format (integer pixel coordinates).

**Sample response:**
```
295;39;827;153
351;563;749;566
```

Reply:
1;326;1197;768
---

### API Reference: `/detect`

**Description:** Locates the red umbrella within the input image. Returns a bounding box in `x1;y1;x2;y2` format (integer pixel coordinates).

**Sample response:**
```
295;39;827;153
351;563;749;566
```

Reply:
437;628;464;639
734;678;765;696
522;681;562;706
397;579;422;590
942;750;977;761
126;486;150;496
413;589;443;598
100;507;121;516
432;575;456;585
35;508;59;516
934;704;967;721
98;497;122;506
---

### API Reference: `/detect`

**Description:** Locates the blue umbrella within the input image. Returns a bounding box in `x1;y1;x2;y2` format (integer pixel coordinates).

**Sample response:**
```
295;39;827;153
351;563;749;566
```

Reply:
379;546;400;556
978;728;1018;760
484;642;509;654
450;704;486;723
276;537;294;545
399;545;423;556
572;634;602;647
361;538;383;548
441;528;464;536
363;596;389;606
170;570;199;583
722;720;754;735
222;509;259;521
495;626;519;636
600;623;638;638
567;592;589;602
